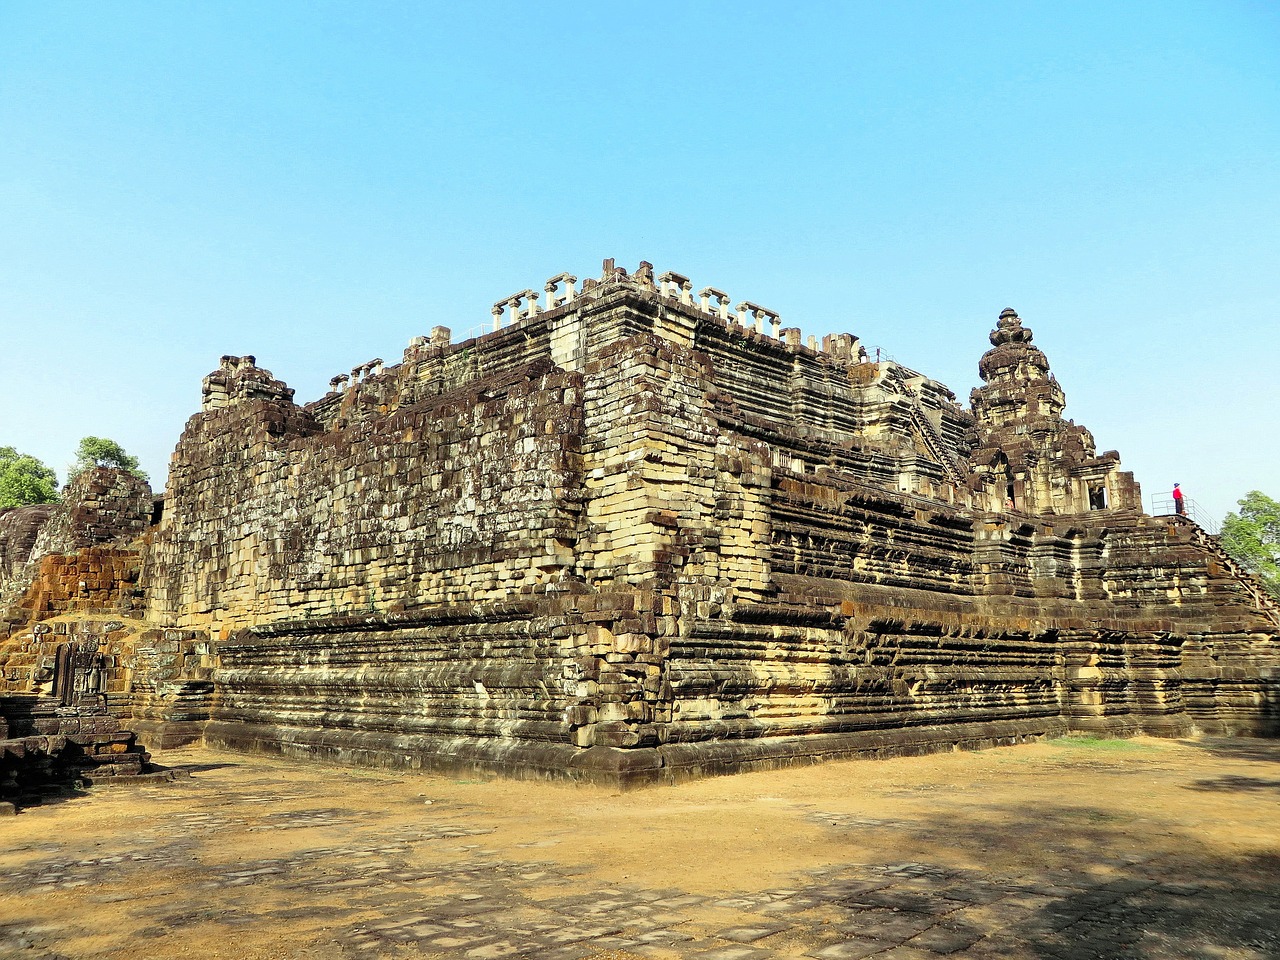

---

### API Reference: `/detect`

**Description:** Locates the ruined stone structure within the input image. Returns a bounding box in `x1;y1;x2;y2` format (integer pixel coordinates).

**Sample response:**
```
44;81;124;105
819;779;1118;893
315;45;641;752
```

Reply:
1;260;1277;787
0;468;158;806
0;689;153;809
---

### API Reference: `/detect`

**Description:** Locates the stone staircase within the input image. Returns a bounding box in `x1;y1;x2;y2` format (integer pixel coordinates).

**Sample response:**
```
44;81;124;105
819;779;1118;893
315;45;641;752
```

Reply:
907;405;967;486
1172;515;1280;628
0;692;155;810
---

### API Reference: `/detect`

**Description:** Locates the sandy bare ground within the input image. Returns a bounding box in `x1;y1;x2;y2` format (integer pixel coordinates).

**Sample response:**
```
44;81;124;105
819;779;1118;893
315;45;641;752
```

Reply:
1;736;1277;960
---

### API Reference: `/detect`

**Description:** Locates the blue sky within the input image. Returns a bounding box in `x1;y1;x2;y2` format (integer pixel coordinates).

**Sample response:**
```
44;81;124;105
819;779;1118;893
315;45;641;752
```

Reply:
2;1;1277;523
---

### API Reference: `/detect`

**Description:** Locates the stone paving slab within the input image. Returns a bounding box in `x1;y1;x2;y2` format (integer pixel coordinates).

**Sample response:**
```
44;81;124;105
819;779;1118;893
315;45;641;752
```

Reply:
2;738;1279;959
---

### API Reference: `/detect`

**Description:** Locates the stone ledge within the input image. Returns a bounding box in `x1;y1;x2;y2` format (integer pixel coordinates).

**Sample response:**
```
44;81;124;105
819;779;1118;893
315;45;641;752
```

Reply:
198;717;1081;789
653;717;1070;783
202;720;646;787
244;601;542;639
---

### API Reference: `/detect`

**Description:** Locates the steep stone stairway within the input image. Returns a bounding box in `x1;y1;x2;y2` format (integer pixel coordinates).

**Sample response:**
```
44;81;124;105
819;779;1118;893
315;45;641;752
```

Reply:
1169;515;1280;628
907;405;967;486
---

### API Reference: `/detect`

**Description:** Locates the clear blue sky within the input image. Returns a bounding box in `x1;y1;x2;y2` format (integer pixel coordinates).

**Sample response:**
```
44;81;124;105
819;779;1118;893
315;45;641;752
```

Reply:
2;1;1277;523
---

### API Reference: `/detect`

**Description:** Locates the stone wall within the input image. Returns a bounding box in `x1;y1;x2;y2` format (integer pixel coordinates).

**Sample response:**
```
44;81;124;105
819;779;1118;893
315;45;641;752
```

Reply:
2;548;143;631
145;361;584;633
3;260;1277;786
0;468;151;640
29;467;152;555
0;504;57;593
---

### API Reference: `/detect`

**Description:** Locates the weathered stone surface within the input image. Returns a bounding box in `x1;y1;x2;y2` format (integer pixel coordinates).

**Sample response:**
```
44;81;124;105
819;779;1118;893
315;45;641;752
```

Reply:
0;259;1276;786
0;467;151;640
969;308;1140;515
0;503;57;589
0;692;153;806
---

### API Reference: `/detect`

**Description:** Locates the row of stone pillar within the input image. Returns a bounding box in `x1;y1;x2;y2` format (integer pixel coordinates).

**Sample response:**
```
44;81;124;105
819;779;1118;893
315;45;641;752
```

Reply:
490;273;579;331
329;358;383;393
476;264;883;362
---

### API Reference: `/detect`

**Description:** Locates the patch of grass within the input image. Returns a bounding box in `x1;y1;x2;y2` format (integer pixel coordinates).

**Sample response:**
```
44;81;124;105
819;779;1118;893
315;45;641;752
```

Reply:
1051;735;1152;752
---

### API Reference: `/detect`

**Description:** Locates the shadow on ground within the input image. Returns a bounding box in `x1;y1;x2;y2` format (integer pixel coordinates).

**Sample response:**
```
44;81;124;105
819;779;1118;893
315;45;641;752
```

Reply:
1184;773;1280;793
1188;735;1280;765
4;741;1280;960
853;796;1280;960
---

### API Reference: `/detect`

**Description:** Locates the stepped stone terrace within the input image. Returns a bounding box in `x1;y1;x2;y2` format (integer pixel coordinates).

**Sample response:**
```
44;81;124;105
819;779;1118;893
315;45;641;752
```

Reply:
1;259;1277;789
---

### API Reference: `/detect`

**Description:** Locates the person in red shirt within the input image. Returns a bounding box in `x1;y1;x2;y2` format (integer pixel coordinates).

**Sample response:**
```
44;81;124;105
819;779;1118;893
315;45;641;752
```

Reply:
1173;482;1185;515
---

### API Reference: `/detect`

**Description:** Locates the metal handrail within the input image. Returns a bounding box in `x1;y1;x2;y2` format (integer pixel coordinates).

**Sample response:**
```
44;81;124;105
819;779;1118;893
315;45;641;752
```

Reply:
1150;495;1218;535
1169;515;1280;627
906;406;966;485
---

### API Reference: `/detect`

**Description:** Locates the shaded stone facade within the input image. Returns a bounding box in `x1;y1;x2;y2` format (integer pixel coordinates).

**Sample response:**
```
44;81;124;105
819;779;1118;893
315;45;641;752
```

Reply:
1;261;1277;786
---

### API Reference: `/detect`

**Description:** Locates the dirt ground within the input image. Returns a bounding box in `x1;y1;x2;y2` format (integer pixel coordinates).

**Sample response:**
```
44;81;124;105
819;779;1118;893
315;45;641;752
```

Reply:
2;736;1278;960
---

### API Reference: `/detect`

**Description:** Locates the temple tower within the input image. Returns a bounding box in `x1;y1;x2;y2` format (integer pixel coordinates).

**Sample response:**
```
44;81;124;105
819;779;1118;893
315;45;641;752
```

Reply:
969;308;1140;514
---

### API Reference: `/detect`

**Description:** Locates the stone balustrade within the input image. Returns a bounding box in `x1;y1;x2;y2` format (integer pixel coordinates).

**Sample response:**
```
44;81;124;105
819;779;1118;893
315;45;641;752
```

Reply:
545;273;577;309
736;301;780;337
491;293;522;331
348;358;384;383
491;288;545;330
657;271;693;304
699;287;732;320
483;262;874;363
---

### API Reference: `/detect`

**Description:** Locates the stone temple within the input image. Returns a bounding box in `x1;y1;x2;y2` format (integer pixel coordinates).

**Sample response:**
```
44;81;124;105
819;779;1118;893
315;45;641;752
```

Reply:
2;259;1277;790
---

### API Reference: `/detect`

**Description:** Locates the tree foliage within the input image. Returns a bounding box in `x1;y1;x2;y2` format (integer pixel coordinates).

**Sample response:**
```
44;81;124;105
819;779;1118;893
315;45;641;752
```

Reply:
1220;491;1280;599
68;436;149;485
0;446;59;509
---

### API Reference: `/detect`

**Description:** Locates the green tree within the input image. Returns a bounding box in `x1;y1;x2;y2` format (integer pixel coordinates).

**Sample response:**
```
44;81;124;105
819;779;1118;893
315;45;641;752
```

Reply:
68;436;149;485
1220;491;1280;599
0;446;59;509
